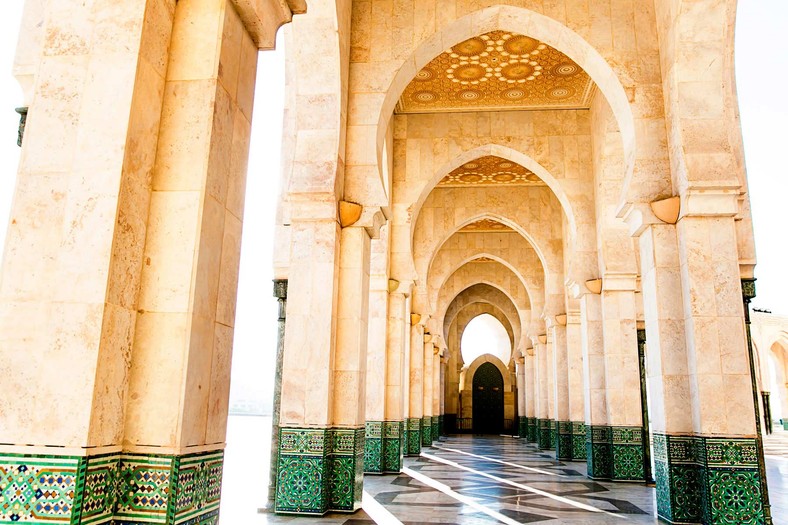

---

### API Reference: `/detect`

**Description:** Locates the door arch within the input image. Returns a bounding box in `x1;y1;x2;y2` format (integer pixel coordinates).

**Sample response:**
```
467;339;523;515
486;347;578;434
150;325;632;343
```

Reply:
472;362;505;434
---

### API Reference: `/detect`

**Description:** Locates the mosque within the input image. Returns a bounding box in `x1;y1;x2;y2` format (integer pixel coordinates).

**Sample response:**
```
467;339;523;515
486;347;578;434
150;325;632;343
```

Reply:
0;0;786;524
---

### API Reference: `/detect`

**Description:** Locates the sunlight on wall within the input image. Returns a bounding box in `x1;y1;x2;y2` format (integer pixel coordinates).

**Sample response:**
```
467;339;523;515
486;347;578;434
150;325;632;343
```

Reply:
460;314;512;366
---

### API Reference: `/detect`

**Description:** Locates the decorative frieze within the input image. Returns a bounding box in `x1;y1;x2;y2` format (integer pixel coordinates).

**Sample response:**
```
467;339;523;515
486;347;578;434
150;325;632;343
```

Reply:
653;433;765;524
0;449;223;525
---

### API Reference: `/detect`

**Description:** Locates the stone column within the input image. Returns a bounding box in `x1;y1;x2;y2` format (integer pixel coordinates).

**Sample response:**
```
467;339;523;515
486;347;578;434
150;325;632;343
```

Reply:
580;291;611;479
440;354;447;436
525;347;538;442
601;276;645;481
551;321;572;460
535;338;552;450
516;356;527;438
382;291;407;472
566;311;587;461
422;338;434;446
545;335;557;450
364;239;391;474
0;2;179;522
432;346;441;440
406;321;424;455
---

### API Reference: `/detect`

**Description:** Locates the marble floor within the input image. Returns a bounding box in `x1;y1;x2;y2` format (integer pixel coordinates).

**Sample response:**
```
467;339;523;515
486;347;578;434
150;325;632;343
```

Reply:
220;416;788;524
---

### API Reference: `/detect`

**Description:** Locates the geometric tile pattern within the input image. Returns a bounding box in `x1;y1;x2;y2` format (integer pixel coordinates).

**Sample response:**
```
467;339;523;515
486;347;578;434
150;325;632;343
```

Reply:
611;426;645;482
0;450;223;525
275;427;364;515
571;421;587;461
548;420;557;452
652;433;766;524
431;417;439;444
421;417;432;447
586;425;613;480
518;417;527;439
556;420;573;461
406;418;421;456
526;417;538;443
438;415;445;436
398;31;595;114
438;156;543;188
365;421;404;474
537;419;552;451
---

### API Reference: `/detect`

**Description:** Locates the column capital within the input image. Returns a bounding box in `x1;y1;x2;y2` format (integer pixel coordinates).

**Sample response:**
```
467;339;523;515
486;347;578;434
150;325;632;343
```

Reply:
273;279;288;299
231;0;306;50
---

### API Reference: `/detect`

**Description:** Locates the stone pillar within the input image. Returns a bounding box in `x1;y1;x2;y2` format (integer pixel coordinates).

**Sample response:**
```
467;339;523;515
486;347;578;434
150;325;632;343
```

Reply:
551;321;572;460
382;291;407;472
535;338;552;450
364;238;394;474
406;321;424;455
0;1;181;522
422;338;434;446
432;346;441;441
566;312;587;461
268;280;288;506
630;199;770;523
516;356;527;438
545;336;557;451
525;347;538;442
439;354;447;436
601;277;645;481
580;292;611;479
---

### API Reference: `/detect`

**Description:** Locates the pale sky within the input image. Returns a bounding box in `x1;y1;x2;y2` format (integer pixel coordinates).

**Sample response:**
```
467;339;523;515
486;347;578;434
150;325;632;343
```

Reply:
0;4;785;410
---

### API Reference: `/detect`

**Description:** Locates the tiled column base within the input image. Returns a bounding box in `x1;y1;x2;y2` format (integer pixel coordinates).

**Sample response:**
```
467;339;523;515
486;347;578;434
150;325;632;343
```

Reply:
537;419;552;450
548;420;557;451
518;417;528;438
0;449;223;524
571;421;587;461
526;417;538;443
276;427;364;514
611;426;645;481
405;418;421;456
431;416;439;442
364;421;404;474
556;421;573;460
586;425;613;479
438;415;445;436
653;434;766;524
421;416;432;446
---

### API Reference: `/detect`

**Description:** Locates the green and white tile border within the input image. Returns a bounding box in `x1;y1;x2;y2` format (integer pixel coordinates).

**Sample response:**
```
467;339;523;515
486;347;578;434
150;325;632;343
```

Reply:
364;421;404;474
0;449;223;524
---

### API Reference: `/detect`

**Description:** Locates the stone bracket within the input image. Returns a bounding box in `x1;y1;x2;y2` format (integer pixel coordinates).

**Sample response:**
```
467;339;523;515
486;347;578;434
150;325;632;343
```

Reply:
231;0;307;50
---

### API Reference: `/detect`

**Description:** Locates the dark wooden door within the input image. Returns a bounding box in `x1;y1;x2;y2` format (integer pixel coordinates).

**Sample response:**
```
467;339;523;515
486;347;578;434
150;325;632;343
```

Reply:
472;362;504;434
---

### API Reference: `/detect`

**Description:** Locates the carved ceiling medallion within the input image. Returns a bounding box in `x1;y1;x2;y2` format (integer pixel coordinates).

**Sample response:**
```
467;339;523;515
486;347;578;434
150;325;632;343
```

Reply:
397;31;595;113
437;155;544;187
460;219;514;233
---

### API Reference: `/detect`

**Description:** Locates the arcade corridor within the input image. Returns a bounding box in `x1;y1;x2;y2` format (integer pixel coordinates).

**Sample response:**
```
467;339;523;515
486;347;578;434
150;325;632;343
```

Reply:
222;416;788;524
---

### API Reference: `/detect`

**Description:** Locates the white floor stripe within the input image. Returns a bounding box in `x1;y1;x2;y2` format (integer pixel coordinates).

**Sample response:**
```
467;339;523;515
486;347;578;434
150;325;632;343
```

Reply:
433;444;567;477
421;452;625;519
362;491;404;525
402;467;524;525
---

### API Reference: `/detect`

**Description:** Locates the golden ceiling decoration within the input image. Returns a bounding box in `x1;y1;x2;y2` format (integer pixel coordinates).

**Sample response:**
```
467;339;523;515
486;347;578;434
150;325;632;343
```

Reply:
397;31;595;113
437;156;544;187
460;219;514;233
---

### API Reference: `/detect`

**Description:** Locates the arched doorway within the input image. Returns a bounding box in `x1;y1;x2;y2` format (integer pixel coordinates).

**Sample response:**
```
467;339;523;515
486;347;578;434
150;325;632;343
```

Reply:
472;362;505;434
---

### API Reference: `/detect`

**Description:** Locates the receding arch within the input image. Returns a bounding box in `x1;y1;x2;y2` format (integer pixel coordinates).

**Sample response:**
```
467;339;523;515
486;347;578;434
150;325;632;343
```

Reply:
376;5;635;203
443;284;522;348
412;144;579;248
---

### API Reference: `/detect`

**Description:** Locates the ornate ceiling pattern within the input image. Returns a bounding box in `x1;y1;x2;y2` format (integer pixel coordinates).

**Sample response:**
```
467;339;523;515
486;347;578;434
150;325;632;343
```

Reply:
460;219;514;233
397;31;595;113
437;156;544;187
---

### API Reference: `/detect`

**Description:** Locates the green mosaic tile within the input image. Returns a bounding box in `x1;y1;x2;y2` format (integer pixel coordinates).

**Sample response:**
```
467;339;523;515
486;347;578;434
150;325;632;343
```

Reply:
556;421;573;460
364;437;382;473
526;417;538;443
586;425;612;480
275;455;327;514
537;419;551;450
405;418;421;456
548;420;557;451
706;468;763;524
365;421;382;439
438;415;445;436
421;417;432;446
174;451;224;523
431;417;439;442
611;426;644;481
518;417;528;438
